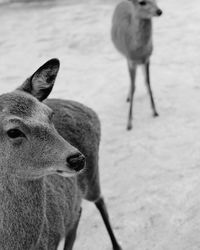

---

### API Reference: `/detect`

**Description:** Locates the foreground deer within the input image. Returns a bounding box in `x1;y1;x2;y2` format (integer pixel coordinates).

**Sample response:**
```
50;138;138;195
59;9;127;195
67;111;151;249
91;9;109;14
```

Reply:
0;59;122;250
111;0;162;130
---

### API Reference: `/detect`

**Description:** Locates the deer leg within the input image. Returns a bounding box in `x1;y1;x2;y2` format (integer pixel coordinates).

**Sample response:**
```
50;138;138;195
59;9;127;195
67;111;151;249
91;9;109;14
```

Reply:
144;61;159;117
127;63;136;130
95;196;122;250
126;83;131;103
126;68;131;103
64;208;82;250
127;62;135;102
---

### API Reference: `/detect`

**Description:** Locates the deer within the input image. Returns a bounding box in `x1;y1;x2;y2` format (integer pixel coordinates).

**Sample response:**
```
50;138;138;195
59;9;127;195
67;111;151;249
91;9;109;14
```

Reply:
0;58;122;250
111;0;162;130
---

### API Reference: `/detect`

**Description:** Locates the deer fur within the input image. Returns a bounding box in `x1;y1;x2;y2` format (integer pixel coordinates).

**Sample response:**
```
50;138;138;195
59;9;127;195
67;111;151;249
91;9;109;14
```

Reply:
0;59;122;250
111;0;162;130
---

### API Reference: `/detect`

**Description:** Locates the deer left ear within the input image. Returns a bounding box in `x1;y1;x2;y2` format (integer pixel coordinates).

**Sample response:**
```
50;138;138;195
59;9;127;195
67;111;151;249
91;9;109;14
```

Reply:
17;58;60;101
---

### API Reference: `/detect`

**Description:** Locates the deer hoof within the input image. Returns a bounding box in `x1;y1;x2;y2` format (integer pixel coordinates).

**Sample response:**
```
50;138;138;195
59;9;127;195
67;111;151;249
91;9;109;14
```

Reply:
127;122;132;130
153;112;159;117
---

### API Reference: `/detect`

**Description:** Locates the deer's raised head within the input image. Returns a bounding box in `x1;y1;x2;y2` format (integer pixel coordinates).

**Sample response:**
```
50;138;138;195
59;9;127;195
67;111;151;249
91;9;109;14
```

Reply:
129;0;162;19
0;59;85;180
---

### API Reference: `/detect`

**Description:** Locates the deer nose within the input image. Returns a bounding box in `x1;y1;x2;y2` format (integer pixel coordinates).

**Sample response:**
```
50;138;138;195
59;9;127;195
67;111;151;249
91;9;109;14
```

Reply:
67;152;85;172
156;9;163;16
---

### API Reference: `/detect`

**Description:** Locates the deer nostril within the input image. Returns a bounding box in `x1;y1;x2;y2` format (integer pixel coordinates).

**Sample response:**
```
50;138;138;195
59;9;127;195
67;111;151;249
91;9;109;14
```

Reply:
156;9;163;16
66;152;85;172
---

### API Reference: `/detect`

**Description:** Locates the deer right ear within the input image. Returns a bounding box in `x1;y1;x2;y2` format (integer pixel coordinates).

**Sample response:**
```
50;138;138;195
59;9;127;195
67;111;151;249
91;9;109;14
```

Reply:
17;58;60;101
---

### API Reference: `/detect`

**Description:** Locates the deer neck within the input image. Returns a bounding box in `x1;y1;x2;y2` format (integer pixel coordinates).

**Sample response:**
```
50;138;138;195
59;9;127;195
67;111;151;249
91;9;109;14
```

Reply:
137;17;152;37
133;17;152;49
0;176;46;249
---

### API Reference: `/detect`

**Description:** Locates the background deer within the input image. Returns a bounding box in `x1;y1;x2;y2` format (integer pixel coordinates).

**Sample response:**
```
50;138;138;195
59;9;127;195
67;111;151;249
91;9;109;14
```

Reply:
0;59;122;250
111;0;162;130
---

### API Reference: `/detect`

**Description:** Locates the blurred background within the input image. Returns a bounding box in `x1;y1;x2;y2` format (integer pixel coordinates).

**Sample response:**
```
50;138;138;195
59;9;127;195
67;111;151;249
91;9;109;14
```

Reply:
0;0;200;249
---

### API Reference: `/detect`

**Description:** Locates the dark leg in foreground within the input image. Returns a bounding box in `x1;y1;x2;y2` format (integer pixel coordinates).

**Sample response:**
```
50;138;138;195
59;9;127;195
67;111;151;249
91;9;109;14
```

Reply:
95;197;122;250
127;64;136;130
144;61;159;117
64;208;82;250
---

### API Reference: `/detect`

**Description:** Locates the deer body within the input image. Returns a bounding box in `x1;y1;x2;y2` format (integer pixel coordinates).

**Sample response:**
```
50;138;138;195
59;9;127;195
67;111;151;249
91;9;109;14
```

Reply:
45;98;101;201
0;59;122;250
112;1;153;64
111;0;162;130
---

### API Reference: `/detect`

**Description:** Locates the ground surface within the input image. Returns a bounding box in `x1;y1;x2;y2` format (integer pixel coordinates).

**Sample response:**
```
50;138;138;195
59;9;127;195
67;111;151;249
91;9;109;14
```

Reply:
0;0;200;249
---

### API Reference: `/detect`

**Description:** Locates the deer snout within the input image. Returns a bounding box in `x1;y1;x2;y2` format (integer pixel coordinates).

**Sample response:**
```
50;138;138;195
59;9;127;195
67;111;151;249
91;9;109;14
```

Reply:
67;152;85;172
156;8;163;16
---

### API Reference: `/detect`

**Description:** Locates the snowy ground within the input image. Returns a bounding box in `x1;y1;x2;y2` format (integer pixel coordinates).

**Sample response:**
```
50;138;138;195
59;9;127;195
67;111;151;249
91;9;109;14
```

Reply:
0;0;200;249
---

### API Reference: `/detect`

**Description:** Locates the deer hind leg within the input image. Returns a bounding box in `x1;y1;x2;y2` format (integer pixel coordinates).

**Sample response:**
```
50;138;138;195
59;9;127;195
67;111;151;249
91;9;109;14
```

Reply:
81;155;122;250
126;71;131;103
143;60;159;117
126;61;135;103
127;61;136;130
95;197;122;250
63;208;82;250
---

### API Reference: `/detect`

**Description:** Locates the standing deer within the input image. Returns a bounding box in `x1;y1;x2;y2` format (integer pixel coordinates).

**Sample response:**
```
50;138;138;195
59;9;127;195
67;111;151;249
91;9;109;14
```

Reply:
0;59;122;250
111;0;162;130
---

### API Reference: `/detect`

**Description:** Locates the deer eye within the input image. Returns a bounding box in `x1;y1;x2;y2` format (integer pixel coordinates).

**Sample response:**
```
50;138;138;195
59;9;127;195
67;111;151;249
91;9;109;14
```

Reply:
7;129;25;139
139;1;147;6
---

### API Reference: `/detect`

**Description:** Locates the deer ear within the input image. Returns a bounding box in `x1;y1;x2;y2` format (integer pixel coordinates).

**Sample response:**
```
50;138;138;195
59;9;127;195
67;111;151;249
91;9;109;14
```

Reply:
17;58;60;101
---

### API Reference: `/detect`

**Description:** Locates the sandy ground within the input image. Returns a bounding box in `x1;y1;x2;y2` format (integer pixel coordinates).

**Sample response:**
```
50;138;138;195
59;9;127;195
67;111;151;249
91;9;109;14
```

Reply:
0;0;200;249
